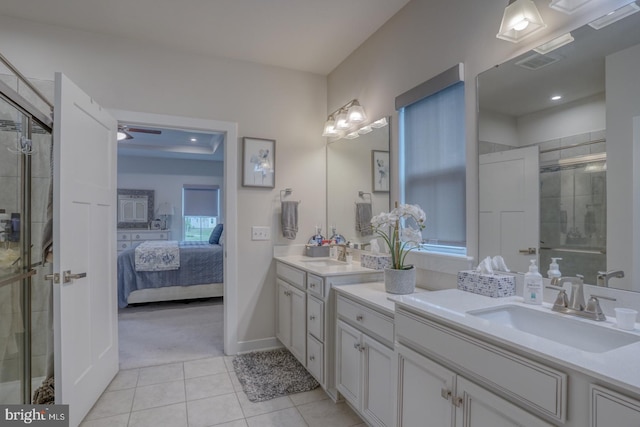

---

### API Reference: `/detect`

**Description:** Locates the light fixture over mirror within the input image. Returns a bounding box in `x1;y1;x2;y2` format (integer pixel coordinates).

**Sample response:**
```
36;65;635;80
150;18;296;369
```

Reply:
322;99;369;139
549;0;593;14
497;0;547;43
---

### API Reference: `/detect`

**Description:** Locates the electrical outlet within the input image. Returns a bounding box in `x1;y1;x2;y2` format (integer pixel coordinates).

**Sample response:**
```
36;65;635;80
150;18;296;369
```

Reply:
251;226;271;241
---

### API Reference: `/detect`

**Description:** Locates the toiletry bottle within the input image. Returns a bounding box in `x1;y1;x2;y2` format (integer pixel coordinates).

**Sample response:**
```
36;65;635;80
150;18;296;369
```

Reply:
523;259;543;305
547;257;562;284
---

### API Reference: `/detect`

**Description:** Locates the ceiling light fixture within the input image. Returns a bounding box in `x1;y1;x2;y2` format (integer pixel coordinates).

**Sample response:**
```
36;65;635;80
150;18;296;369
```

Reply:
551;95;562;101
190;137;198;142
497;0;547;43
322;99;367;138
588;2;640;30
533;32;574;54
549;0;592;14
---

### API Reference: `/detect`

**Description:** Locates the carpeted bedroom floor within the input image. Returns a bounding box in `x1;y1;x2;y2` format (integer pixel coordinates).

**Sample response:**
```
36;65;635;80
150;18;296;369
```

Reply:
118;297;225;370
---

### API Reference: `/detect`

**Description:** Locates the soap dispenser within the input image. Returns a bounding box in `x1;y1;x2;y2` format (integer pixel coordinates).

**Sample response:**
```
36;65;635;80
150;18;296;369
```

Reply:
547;257;562;286
523;259;543;305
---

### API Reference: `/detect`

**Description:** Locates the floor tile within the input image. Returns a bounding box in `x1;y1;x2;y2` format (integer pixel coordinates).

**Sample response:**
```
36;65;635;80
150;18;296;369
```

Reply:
245;407;308;427
184;356;227;379
107;369;139;391
223;356;235;372
289;388;328;406
79;413;129;427
214;421;249;427
185;372;234;401
187;393;244;427
132;380;186;412
137;362;184;387
236;392;294;418
228;370;243;392
84;387;135;420
128;402;188;427
297;399;363;427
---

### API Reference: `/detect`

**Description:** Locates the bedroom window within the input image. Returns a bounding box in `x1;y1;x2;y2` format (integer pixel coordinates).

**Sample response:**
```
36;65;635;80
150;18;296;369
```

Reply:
183;184;220;241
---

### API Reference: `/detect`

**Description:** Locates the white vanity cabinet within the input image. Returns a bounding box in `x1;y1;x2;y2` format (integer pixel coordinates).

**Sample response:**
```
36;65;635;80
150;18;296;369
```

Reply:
336;293;394;427
396;343;552;427
394;307;564;426
275;258;382;400
591;385;640;427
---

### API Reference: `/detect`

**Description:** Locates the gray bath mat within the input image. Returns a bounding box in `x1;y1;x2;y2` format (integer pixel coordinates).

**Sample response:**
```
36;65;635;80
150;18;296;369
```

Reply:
232;348;319;402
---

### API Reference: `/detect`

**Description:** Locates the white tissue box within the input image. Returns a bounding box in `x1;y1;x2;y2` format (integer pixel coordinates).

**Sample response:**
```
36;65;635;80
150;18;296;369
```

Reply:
457;270;515;298
360;253;392;270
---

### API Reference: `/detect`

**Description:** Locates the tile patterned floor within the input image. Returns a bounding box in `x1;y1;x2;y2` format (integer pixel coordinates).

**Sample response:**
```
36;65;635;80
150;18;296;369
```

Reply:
79;356;366;427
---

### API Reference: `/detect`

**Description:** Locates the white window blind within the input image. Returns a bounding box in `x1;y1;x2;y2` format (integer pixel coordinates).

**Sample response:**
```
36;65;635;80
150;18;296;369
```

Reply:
397;64;466;252
183;185;219;217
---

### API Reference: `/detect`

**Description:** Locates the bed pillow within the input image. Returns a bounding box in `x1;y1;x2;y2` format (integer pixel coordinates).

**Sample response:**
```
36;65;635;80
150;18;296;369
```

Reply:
209;224;224;244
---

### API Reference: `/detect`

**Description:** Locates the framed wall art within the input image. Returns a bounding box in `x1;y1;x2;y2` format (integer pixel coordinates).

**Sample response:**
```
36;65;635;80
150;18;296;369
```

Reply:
372;150;389;193
242;137;276;188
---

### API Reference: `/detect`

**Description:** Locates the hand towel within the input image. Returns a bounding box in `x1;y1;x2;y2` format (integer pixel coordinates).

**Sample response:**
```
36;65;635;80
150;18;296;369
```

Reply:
281;201;299;240
355;202;373;236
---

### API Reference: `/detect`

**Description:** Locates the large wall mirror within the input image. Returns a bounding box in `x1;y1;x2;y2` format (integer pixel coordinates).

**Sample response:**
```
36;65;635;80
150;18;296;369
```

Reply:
327;118;390;245
117;188;155;229
477;3;640;291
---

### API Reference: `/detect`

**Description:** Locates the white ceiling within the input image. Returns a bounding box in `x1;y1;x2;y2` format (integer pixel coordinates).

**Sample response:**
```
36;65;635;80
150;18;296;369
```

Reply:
0;0;411;75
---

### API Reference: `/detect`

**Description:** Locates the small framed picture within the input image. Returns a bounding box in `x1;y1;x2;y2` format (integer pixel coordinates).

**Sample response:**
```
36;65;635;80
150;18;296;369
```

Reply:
150;219;162;230
242;137;276;188
372;150;389;192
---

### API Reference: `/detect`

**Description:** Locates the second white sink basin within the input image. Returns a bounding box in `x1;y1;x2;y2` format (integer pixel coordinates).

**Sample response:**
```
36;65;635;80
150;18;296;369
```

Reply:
298;258;346;268
467;305;640;353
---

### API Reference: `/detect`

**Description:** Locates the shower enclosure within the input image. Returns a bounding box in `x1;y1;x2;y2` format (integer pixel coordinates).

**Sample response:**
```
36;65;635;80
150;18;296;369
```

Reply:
539;153;607;285
0;55;54;404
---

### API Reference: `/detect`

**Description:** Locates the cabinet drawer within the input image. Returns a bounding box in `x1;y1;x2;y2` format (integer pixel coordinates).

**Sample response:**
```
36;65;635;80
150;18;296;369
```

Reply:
337;295;393;344
117;241;131;251
307;296;324;341
307;334;324;384
117;232;131;240
591;384;640;427
307;273;325;298
276;262;306;290
395;309;567;422
132;231;168;241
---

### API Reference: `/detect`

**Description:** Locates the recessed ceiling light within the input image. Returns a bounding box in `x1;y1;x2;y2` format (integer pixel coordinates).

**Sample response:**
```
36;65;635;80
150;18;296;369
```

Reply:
551;95;562;101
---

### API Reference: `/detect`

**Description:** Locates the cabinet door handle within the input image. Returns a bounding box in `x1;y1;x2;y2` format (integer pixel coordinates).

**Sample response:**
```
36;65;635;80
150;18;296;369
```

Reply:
356;314;364;322
353;343;361;351
309;355;315;361
441;388;452;401
310;315;316;320
284;290;291;296
310;283;316;288
453;396;464;408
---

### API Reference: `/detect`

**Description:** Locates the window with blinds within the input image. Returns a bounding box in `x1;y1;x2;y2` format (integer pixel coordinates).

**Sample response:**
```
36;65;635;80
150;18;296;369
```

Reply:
183;184;220;241
397;64;466;255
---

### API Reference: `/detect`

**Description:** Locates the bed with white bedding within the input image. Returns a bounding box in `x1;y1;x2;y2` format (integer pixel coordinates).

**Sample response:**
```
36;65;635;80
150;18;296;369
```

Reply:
117;240;223;308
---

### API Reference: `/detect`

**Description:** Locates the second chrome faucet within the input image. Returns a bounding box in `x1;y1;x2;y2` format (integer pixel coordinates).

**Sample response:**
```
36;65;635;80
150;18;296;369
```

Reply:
549;275;606;321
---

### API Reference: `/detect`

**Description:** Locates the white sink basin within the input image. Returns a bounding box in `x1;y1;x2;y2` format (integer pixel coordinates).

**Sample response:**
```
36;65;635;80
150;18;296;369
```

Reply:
467;305;640;353
298;258;346;268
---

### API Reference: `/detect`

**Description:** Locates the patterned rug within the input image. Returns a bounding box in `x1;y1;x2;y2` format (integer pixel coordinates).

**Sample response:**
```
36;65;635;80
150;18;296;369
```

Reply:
232;348;319;402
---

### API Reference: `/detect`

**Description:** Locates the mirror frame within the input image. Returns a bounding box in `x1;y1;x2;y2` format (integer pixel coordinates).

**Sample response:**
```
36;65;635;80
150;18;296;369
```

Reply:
117;188;154;229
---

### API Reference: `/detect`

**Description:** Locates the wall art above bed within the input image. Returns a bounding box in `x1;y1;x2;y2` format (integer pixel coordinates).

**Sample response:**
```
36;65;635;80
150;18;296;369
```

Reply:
117;188;155;229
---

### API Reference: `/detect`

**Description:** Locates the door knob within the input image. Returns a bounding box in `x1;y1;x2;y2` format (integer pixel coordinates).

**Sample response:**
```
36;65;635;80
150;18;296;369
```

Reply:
63;270;87;283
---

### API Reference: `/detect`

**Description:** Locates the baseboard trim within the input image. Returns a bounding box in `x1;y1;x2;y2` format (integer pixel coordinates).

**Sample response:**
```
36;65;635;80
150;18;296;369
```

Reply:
235;337;283;354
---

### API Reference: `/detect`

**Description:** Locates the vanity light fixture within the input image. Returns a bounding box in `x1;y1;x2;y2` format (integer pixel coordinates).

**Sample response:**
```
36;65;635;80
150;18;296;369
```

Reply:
344;131;360;140
322;99;367;137
497;0;547;43
370;117;388;128
588;2;640;30
549;0;592;14
534;32;574;54
358;125;373;135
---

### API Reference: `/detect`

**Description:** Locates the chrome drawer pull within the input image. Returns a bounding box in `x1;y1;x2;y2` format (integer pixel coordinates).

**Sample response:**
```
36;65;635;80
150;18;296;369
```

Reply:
310;315;316;321
356;314;364;322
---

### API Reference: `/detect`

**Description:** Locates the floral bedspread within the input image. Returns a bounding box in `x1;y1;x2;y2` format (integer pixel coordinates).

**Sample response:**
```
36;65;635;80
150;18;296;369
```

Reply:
134;240;180;271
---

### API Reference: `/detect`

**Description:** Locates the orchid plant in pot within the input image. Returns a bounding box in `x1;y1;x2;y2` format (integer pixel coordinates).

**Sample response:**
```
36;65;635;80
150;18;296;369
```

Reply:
371;202;426;294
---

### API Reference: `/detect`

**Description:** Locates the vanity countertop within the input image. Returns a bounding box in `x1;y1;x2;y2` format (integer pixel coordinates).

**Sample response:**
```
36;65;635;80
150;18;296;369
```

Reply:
274;255;382;277
334;281;428;317
391;289;640;397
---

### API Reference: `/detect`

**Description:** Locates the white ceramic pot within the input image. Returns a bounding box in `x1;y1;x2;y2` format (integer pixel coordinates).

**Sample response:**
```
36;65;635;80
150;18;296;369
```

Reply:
384;266;416;294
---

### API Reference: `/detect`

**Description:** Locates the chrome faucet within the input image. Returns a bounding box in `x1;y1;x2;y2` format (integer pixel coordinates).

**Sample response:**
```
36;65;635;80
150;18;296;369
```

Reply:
359;242;371;250
550;275;606;321
596;270;624;287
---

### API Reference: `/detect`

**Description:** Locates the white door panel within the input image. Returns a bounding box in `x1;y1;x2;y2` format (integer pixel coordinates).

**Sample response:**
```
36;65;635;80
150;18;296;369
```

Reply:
54;72;118;426
480;146;539;273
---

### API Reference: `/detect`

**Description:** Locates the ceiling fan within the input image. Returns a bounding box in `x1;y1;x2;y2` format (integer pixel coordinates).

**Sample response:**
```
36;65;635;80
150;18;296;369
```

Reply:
117;125;162;141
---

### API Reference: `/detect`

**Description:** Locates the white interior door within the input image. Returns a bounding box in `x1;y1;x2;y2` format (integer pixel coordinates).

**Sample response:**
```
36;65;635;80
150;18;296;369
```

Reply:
53;72;118;426
479;146;539;273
